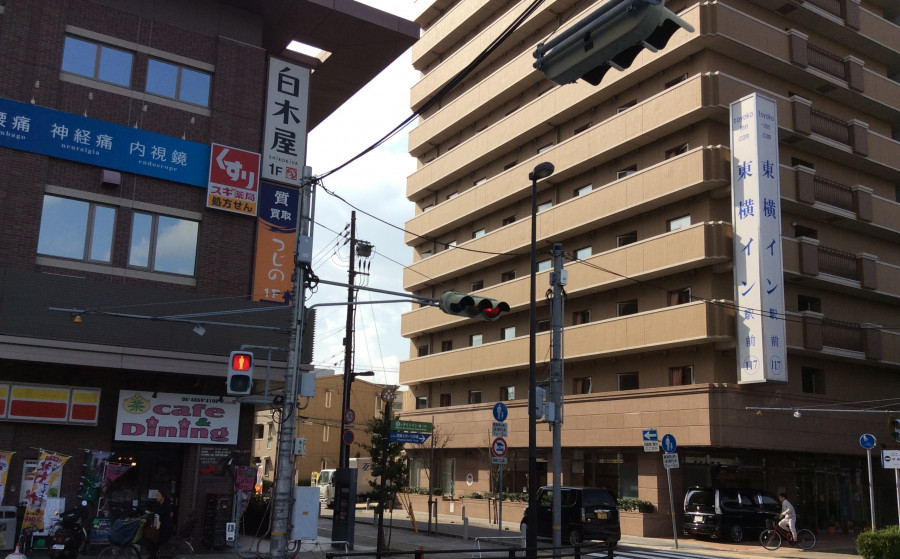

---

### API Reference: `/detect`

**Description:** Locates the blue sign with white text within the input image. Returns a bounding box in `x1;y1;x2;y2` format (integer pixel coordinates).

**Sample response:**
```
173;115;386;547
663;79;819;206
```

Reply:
0;97;210;186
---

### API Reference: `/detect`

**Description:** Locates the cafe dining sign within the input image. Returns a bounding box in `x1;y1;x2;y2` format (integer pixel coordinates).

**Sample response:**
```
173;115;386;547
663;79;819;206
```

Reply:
115;392;239;445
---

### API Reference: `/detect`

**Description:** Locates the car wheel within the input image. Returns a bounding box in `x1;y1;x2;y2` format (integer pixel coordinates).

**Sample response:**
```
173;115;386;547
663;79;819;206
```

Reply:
567;527;583;546
728;523;744;543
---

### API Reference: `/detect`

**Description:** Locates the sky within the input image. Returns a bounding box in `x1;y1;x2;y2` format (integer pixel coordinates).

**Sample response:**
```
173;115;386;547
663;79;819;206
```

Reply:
304;1;423;387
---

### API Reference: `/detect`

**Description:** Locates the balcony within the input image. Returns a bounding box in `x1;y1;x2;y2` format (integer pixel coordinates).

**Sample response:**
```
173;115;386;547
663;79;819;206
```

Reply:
796;312;888;360
399;301;733;386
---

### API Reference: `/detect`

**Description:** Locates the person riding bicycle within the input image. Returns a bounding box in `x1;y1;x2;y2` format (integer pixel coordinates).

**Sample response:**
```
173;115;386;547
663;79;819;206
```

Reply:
777;492;798;542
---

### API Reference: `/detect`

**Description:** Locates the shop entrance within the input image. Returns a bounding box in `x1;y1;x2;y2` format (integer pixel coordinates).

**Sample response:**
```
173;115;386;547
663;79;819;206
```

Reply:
105;444;184;519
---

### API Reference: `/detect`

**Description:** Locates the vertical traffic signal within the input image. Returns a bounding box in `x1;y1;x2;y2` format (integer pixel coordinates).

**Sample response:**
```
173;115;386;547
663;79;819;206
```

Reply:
533;0;694;86
892;418;900;443
439;291;510;321
227;350;254;396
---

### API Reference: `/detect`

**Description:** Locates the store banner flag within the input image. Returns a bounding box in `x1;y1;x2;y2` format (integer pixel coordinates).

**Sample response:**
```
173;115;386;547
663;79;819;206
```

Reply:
0;450;13;503
81;450;111;504
23;451;69;530
103;462;132;485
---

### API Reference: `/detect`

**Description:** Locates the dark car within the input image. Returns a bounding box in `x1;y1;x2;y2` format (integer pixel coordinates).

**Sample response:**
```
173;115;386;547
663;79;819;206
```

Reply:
520;486;621;550
682;487;780;543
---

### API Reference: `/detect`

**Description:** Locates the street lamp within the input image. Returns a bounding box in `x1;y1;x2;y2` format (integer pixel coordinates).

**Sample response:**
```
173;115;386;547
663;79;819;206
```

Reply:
527;161;554;557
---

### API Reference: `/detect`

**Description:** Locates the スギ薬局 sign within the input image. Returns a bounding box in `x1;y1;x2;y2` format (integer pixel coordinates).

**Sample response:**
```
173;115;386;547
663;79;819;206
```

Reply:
115;392;239;445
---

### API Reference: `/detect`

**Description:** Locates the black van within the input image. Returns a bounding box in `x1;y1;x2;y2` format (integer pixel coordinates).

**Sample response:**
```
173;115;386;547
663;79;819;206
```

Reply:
520;486;621;550
682;487;781;542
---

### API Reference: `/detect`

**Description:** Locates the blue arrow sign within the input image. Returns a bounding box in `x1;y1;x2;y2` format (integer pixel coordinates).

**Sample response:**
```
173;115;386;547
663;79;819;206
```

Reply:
642;429;658;441
390;431;431;444
860;433;876;449
662;434;677;453
493;402;508;422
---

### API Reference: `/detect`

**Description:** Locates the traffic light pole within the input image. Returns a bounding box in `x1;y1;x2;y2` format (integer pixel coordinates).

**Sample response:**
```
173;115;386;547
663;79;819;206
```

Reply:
549;243;564;555
269;173;316;559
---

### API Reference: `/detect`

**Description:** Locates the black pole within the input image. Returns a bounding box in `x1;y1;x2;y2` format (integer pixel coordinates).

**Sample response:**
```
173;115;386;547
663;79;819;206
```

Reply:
376;391;393;555
339;211;357;469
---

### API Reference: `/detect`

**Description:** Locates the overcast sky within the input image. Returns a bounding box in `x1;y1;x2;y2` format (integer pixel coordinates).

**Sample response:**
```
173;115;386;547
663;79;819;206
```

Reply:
304;1;422;386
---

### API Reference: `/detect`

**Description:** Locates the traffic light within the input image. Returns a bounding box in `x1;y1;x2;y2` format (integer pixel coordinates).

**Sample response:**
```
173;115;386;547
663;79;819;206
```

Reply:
533;0;694;86
439;291;510;321
227;350;254;396
892;418;900;443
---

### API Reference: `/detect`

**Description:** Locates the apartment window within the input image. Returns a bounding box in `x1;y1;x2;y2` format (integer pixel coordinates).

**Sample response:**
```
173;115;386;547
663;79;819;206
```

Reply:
473;229;486;239
667;215;691;231
253;424;265;439
573;122;591;135
670;365;694;386
416;396;428;409
323;425;330;442
575;184;593;196
441;340;453;352
501;270;516;282
537;259;551;272
664;73;688;88
469;333;483;346
38;195;116;263
617;99;637;113
537;201;552;213
446;240;457;249
324;390;332;408
668;287;692;305
617;300;638;316
500;386;515;401
574;377;592;394
537;320;551;332
502;215;516;226
446;191;459;200
501;326;516;340
422;204;434;212
421;250;432;259
468;390;482;404
266;423;274;449
474;177;487;186
665;143;689;159
440;393;452;407
503;160;518;171
798;295;821;313
791;157;815;169
537;143;554;154
61;36;132;87
801;367;825;394
471;280;484;291
129;212;199;275
794;224;818;239
617;231;637;247
146;58;211;106
575;246;592;260
417;345;429;357
618;372;639;391
573;310;591;325
617;165;637;179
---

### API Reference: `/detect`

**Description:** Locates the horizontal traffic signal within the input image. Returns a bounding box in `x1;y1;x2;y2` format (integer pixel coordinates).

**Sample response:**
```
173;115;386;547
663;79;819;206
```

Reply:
533;0;694;86
227;350;254;396
439;291;510;321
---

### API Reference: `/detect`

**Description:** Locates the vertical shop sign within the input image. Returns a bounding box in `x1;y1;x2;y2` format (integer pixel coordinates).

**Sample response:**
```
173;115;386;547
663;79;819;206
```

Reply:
207;143;260;216
252;182;299;303
261;58;310;187
0;450;13;503
730;93;787;384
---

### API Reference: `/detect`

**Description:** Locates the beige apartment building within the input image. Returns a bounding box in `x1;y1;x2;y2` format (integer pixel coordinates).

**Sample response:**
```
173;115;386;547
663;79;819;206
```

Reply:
396;0;900;532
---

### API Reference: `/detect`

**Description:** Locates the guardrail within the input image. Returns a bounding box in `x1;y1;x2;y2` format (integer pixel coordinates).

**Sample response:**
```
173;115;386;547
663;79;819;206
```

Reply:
324;542;613;559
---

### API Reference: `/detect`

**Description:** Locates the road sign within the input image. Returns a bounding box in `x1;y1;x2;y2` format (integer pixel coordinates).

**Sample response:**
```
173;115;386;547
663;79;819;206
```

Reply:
860;433;876;449
663;453;680;469
493;402;509;422
883;450;900;469
390;419;433;433
342;430;354;445
491;437;508;457
643;428;659;452
492;421;508;437
662;434;677;453
389;431;431;444
491;456;508;465
344;408;356;425
642;429;658;441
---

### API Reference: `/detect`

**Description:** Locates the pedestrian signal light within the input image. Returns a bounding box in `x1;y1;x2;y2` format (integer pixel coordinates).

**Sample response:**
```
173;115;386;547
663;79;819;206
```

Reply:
227;351;254;396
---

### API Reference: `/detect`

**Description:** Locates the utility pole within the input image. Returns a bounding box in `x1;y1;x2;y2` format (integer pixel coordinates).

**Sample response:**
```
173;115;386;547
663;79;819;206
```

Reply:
339;211;358;469
549;243;565;554
270;172;315;559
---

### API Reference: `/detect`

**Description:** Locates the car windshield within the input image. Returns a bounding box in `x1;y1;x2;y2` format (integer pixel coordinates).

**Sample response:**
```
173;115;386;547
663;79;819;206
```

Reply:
685;490;715;506
318;471;333;485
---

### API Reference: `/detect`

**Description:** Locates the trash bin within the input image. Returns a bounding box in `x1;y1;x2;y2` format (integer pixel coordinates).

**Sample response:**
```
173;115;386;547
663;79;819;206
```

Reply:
0;506;17;551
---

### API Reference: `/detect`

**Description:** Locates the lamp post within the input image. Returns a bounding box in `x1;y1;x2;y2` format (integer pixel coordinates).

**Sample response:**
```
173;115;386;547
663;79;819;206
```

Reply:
527;161;554;558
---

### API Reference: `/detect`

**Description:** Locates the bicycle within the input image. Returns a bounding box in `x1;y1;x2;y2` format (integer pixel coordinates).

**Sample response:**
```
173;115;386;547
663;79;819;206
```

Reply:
759;518;816;550
98;517;194;559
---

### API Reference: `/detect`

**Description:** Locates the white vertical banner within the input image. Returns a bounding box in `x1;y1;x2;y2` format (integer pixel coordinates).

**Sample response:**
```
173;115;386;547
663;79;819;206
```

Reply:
730;93;787;384
261;57;310;186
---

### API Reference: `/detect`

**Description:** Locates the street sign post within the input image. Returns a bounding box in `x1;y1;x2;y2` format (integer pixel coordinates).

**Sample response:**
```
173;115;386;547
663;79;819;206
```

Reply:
642;428;659;452
493;402;509;422
389;431;430;444
390;419;433;433
662;434;677;454
491;437;508;457
884;449;900;526
860;433;876;449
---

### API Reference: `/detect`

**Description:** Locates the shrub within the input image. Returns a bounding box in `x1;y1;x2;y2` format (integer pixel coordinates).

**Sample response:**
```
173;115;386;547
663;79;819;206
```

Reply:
857;525;900;559
617;497;655;513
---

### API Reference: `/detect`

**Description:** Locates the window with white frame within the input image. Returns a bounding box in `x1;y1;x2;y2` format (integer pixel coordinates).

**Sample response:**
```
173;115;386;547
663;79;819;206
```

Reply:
473;229;486;239
146;58;211;106
668;287;692;305
617;165;637;179
38;195;116;263
575;246;592;260
575;184;593;196
617;231;637;247
501;326;515;340
469;333;483;346
323;425;330;442
468;390;482;404
324;390;332;408
471;280;484;291
667;215;691;231
617;300;638;316
61;36;133;87
537;143;554;154
416;396;428;409
129;212;199;275
537;201;552;212
537;259;551;272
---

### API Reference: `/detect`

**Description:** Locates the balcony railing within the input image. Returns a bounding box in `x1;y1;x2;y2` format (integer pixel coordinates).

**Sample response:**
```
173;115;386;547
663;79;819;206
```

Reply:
814;176;853;211
818;246;858;280
810;109;850;144
822;318;863;352
808;44;845;80
803;0;842;18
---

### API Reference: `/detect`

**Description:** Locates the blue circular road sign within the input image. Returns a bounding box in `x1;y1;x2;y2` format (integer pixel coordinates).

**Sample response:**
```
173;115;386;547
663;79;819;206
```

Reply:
493;402;508;422
859;433;876;449
661;434;677;454
342;429;355;446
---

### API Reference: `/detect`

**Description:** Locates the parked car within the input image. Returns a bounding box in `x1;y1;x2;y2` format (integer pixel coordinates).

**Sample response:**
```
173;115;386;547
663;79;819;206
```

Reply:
520;486;621;551
682;487;781;542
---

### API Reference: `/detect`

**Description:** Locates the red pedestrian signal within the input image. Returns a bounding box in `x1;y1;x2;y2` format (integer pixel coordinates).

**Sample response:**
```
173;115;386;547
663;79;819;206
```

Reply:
227;351;254;395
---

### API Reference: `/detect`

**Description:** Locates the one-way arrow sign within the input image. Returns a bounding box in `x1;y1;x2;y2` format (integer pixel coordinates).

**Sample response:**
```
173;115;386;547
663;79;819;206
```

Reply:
389;431;431;444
